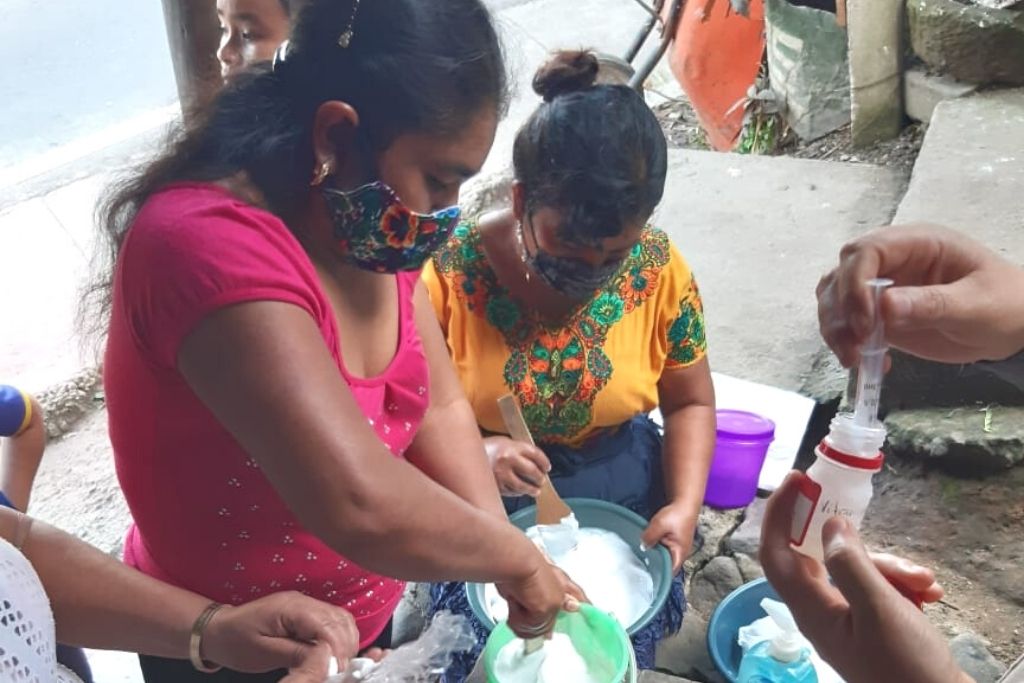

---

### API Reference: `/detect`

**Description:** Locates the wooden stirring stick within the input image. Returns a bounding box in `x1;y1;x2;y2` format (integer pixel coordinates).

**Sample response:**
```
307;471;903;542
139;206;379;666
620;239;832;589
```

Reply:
497;395;572;525
497;394;572;655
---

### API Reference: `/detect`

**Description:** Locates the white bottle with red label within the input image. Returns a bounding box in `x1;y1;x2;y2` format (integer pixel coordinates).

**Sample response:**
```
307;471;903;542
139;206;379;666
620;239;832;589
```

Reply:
790;413;886;561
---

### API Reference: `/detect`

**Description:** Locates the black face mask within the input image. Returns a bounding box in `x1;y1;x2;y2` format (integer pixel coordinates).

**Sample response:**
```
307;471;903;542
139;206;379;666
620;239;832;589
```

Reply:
520;219;623;300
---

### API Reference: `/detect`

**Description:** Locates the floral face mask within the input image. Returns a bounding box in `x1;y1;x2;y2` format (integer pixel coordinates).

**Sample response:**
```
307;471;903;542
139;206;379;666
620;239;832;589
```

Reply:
323;181;461;273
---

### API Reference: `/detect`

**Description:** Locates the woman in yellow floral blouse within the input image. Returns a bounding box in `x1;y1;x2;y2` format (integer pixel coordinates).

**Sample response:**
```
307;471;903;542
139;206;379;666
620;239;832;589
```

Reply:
424;50;716;678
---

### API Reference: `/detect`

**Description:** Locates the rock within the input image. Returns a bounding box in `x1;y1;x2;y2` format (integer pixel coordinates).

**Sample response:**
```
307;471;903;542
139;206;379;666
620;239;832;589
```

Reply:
885;406;1024;476
655;611;726;683
974;0;1024;8
798;347;847;404
949;632;1008;683
685;506;744;582
727;497;768;556
907;0;1024;86
689;556;744;615
36;367;102;439
734;553;765;582
391;583;433;647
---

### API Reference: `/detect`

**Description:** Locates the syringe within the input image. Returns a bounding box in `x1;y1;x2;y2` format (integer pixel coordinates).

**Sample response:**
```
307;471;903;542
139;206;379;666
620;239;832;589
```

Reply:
852;278;894;427
793;278;893;561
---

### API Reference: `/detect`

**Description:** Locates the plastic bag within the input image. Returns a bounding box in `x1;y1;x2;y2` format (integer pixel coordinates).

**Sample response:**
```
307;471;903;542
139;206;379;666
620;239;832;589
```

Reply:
327;612;477;682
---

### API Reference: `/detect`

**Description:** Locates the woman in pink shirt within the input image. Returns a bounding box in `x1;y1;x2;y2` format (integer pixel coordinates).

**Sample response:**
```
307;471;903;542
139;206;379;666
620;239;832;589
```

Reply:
89;0;572;680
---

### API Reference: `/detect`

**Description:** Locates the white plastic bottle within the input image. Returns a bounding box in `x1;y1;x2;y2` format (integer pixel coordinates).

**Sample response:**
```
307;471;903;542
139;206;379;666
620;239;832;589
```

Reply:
738;600;818;683
790;413;885;561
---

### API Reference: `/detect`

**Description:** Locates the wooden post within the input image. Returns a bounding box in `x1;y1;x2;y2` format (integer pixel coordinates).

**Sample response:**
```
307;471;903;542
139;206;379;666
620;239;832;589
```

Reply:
847;0;904;147
161;0;221;117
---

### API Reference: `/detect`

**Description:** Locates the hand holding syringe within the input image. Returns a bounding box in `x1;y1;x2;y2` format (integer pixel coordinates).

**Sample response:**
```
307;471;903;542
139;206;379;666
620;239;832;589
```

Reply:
852;279;894;427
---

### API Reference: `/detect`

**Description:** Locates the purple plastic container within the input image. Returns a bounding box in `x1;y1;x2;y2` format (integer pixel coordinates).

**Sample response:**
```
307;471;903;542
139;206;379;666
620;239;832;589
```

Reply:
704;409;776;509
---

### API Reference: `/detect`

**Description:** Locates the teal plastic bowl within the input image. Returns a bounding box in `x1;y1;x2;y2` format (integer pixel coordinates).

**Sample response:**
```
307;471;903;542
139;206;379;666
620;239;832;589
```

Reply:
707;578;781;683
466;498;673;635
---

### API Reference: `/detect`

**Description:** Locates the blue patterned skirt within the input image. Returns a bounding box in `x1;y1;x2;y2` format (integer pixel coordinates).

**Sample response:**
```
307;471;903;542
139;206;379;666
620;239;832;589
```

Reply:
430;415;688;682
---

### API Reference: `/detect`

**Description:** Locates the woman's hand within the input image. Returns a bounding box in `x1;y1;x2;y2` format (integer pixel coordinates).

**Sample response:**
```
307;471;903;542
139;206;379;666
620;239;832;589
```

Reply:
641;502;698;573
550;564;589;608
484;436;551;498
817;223;1024;366
496;553;582;639
759;472;968;683
202;591;361;682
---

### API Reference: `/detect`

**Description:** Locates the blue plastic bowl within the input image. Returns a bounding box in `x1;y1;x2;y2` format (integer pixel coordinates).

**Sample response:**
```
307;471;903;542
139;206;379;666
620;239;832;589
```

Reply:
466;498;673;635
707;578;781;683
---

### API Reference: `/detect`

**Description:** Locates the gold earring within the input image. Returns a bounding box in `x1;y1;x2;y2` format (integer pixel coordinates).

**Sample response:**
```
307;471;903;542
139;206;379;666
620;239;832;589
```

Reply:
310;161;332;187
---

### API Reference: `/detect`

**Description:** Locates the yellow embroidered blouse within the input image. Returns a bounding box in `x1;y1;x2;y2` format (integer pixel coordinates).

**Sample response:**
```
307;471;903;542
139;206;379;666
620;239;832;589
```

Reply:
422;223;707;446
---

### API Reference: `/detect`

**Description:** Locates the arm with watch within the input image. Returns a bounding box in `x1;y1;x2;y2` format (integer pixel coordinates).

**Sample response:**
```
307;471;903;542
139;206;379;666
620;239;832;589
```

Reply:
0;506;360;681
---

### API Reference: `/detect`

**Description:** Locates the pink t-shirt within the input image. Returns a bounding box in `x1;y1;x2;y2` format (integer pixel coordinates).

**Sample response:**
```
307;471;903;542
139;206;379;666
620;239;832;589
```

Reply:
104;183;429;647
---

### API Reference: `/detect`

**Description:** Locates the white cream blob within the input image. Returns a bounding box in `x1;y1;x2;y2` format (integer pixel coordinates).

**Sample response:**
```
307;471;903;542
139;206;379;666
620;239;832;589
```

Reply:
485;516;654;630
493;633;601;683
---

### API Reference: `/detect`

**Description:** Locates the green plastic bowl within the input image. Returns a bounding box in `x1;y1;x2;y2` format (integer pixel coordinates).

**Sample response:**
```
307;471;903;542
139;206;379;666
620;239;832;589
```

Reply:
466;498;673;635
482;604;634;683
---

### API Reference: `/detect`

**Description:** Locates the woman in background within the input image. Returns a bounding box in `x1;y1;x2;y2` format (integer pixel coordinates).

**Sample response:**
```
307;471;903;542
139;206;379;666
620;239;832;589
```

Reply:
424;50;716;679
217;0;303;83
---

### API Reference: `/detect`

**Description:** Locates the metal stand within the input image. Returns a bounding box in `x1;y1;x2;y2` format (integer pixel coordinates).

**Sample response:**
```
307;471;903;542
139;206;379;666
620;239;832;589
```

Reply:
617;0;685;91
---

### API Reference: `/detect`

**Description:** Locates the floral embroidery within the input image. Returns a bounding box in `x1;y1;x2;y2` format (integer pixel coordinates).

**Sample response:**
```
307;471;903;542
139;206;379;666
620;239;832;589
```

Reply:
530;331;585;401
589;293;624;327
435;224;681;442
486;297;520;332
667;276;707;366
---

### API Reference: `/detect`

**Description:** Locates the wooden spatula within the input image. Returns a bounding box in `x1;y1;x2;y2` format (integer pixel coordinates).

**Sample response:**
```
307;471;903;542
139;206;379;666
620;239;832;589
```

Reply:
497;395;572;525
497;394;572;655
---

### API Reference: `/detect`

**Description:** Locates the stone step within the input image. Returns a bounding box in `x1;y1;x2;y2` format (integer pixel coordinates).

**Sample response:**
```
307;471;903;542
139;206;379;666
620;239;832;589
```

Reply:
882;88;1024;443
880;351;1024;414
885;405;1024;475
893;88;1024;264
904;67;979;124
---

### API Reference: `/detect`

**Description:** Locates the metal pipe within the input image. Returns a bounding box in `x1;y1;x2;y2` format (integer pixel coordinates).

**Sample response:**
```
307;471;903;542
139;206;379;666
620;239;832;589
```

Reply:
628;0;665;21
624;0;666;63
629;0;684;91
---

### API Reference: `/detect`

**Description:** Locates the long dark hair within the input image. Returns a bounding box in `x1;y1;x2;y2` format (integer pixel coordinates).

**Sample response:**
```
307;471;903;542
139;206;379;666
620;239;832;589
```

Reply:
83;0;506;337
512;50;667;246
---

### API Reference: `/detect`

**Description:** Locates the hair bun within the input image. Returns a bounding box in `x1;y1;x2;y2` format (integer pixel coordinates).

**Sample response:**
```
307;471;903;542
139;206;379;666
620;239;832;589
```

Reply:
532;50;599;102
